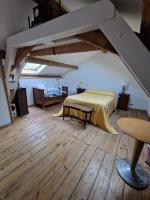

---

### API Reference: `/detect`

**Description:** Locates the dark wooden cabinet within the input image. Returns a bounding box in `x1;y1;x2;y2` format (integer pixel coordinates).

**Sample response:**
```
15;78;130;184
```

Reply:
77;88;86;94
117;93;130;111
15;88;29;116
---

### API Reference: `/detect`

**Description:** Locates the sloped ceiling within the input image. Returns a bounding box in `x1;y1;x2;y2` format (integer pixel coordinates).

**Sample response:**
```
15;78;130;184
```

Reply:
0;0;35;50
60;0;141;32
29;0;141;76
22;0;142;76
22;51;99;76
0;0;141;50
35;51;99;65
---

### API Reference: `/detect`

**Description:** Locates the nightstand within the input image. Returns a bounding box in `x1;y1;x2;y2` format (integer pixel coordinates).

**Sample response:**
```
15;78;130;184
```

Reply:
117;93;130;111
77;88;86;94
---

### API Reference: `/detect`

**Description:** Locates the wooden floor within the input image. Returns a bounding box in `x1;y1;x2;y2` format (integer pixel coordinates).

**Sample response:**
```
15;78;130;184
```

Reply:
0;105;150;200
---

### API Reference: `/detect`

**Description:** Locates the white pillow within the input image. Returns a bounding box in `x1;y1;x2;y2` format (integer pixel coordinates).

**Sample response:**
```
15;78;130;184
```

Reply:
47;87;59;93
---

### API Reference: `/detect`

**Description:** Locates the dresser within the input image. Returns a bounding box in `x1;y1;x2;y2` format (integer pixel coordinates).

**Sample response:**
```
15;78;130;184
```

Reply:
15;88;29;116
117;93;130;111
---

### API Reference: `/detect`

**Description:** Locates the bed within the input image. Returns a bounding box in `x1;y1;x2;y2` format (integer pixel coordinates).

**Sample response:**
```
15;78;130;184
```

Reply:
56;90;117;134
33;86;68;108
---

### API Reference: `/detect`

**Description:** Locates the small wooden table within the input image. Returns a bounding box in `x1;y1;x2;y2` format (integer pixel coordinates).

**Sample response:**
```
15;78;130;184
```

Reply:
63;103;92;128
117;118;150;189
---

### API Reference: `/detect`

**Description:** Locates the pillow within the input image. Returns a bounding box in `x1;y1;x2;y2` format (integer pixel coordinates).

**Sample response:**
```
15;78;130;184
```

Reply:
47;87;59;93
47;87;63;96
85;89;115;97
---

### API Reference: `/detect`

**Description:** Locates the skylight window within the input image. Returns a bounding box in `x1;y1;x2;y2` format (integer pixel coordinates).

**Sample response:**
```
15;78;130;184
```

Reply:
22;63;47;74
24;63;41;70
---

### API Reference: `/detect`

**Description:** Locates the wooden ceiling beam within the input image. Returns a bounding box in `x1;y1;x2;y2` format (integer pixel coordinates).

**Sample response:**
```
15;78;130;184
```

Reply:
15;46;35;65
30;42;100;56
26;56;78;70
21;74;61;78
11;46;35;72
0;50;6;59
140;0;150;50
77;30;117;54
32;0;116;54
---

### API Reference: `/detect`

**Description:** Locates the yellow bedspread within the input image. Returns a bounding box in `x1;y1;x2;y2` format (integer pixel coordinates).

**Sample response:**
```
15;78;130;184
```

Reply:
56;90;117;134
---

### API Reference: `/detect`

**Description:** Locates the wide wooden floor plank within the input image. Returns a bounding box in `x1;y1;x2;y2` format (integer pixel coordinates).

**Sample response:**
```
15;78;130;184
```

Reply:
69;149;105;200
33;140;88;200
0;106;149;200
0;135;73;197
2;139;83;200
88;153;115;200
105;160;125;200
0;129;68;180
51;146;96;200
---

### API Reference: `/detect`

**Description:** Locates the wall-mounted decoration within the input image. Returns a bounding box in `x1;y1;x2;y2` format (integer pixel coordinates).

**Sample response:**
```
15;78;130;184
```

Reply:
28;3;52;28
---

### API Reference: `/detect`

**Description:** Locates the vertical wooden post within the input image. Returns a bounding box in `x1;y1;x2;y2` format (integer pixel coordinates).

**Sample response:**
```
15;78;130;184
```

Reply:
0;59;13;123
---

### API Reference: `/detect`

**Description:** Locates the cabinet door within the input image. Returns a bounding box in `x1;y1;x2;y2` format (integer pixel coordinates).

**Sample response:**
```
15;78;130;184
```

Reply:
121;96;128;110
117;94;129;111
16;88;29;116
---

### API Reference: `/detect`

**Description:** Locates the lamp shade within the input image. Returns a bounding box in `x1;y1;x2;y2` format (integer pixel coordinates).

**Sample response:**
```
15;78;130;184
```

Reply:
121;81;129;88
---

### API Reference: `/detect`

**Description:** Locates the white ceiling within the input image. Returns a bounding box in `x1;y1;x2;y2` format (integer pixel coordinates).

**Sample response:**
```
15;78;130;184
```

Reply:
0;0;141;50
0;0;35;50
22;51;100;76
21;0;142;77
36;51;99;65
60;0;142;32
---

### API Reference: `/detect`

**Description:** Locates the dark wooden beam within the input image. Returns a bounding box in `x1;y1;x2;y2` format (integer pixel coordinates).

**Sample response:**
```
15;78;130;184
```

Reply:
15;46;35;65
26;56;78;70
32;0;117;54
21;74;61;78
0;50;6;59
30;42;100;56
11;46;35;72
140;0;150;50
77;30;117;54
30;47;54;56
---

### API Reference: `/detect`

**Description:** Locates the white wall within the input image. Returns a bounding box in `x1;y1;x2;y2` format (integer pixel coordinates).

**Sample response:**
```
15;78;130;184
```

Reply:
0;72;11;127
0;0;35;126
20;78;66;106
0;0;35;49
64;51;149;111
20;51;150;114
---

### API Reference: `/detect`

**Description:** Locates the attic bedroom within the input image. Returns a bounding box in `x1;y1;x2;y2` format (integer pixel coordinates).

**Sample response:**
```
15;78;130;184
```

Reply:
0;0;150;199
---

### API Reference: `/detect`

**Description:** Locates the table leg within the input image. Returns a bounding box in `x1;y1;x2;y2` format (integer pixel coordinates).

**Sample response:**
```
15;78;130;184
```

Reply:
89;112;92;122
63;106;65;120
117;139;149;189
83;112;87;129
131;140;144;173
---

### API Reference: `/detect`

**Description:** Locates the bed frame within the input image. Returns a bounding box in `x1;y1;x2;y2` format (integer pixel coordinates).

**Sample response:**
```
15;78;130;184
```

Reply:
33;86;68;108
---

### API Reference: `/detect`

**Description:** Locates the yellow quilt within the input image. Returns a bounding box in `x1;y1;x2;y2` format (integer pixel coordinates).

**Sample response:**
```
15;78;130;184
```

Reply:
56;90;118;134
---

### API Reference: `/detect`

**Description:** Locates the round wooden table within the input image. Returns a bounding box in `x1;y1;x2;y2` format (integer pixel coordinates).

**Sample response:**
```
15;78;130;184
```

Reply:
117;118;150;189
